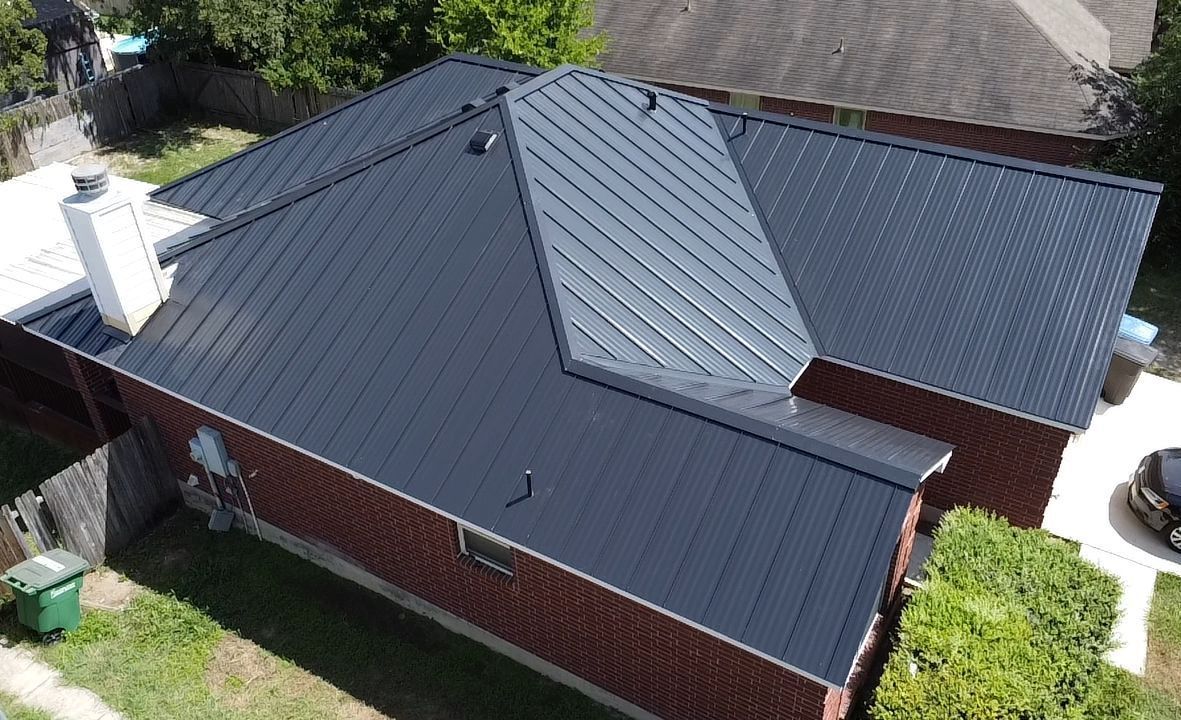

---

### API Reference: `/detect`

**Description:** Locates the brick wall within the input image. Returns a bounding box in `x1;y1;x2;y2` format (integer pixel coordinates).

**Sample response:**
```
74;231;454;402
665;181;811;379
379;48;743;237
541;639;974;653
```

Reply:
112;371;851;720
656;82;1102;167
864;110;1097;167
793;360;1072;528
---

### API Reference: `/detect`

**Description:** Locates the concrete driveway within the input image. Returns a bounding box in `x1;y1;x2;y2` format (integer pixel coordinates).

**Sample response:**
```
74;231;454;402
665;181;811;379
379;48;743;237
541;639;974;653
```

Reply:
1044;372;1181;575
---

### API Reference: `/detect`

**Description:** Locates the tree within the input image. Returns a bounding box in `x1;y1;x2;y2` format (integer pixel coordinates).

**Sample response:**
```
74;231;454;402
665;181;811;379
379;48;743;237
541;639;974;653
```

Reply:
0;0;48;97
1094;0;1181;265
430;0;605;69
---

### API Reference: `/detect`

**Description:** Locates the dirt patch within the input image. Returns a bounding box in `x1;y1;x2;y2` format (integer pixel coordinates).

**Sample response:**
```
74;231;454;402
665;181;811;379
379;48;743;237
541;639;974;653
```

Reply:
80;568;141;611
207;634;389;719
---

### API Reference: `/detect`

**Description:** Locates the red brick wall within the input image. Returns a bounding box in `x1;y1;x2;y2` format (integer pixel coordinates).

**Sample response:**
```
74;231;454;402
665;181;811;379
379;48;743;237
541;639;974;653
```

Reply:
656;82;1102;167
864;110;1097;167
112;372;846;720
793;360;1072;528
760;96;834;124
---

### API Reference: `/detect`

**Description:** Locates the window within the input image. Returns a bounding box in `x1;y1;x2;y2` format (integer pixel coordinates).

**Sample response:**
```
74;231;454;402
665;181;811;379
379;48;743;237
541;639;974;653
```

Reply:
729;92;761;110
834;107;866;130
458;525;515;574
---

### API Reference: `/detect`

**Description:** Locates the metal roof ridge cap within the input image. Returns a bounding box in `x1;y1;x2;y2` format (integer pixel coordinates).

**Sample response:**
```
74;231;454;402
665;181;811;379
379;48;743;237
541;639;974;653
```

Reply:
571;358;926;491
709;107;1163;195
156;100;511;262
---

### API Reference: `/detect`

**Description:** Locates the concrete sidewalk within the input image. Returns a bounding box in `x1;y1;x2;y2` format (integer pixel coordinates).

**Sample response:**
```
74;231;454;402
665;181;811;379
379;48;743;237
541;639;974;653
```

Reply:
0;644;123;720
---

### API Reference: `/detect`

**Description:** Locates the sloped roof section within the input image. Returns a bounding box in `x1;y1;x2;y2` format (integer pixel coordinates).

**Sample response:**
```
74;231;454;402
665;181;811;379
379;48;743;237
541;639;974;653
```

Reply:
72;97;936;687
719;109;1160;429
1082;0;1157;70
150;55;541;219
593;0;1141;135
506;68;815;387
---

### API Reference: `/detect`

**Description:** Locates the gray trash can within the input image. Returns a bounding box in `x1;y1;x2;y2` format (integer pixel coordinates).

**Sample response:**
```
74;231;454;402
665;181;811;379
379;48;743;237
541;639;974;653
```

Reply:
1102;337;1159;405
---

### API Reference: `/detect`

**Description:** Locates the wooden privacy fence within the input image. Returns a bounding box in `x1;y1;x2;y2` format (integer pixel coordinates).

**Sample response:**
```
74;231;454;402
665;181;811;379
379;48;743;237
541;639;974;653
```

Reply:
175;62;358;131
0;417;179;570
0;62;358;178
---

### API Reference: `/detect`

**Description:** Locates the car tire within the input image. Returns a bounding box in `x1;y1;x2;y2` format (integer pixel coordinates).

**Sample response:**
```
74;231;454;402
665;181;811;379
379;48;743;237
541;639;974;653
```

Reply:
1165;521;1181;553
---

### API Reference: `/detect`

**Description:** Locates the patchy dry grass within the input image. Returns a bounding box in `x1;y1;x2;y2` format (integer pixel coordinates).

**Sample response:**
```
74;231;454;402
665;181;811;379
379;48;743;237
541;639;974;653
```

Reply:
1145;572;1181;713
0;511;621;720
1128;263;1181;381
71;122;266;187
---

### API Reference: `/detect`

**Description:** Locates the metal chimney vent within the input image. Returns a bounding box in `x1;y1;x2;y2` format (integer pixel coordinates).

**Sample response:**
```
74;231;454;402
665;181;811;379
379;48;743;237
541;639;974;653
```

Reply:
469;130;499;154
71;164;109;195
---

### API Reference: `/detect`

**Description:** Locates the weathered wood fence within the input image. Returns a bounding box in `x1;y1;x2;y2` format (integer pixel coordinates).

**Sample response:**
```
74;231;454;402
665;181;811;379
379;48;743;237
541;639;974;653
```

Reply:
0;417;179;569
0;62;358;178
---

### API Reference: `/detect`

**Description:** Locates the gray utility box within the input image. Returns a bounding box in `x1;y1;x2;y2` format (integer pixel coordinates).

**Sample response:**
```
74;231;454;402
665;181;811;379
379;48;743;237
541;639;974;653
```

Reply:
1102;337;1159;405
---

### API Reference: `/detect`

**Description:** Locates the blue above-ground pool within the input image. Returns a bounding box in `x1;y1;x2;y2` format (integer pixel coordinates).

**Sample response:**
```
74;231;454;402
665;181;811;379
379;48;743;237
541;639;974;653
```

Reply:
110;34;149;71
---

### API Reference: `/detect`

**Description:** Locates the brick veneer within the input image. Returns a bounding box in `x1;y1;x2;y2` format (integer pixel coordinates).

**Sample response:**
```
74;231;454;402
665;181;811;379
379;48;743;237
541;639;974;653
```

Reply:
112;370;862;720
793;359;1072;528
65;353;115;442
656;81;1102;167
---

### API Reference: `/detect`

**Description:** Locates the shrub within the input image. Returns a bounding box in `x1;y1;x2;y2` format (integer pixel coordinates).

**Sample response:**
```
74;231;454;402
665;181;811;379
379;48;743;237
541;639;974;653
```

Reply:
871;508;1122;720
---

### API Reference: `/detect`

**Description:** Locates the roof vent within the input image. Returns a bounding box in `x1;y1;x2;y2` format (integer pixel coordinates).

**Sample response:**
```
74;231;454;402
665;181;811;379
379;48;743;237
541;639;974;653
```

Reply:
645;90;657;112
494;82;518;95
461;97;487;112
469;130;499;154
71;164;109;195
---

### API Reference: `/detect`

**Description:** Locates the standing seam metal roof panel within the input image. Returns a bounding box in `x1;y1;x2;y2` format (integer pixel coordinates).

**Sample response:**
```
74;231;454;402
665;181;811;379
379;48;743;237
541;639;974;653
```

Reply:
99;98;920;687
149;55;541;219
718;110;1160;429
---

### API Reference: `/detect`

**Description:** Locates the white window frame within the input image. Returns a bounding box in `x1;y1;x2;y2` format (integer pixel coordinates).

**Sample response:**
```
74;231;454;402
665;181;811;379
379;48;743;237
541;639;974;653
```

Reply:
729;92;762;111
457;524;515;576
833;106;867;130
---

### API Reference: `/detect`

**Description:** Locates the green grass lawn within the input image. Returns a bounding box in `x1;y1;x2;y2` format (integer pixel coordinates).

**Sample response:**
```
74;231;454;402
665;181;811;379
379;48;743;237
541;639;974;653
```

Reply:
1143;572;1181;716
0;691;52;720
0;422;81;501
71;122;267;187
0;511;621;720
1128;263;1181;381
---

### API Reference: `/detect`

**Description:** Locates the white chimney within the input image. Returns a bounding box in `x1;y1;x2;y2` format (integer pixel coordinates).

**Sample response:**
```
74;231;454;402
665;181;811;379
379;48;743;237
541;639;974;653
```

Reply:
59;165;168;338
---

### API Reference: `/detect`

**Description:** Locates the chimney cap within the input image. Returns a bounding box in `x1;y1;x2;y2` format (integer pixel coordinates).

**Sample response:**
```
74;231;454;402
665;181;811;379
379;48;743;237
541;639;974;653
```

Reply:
71;164;109;195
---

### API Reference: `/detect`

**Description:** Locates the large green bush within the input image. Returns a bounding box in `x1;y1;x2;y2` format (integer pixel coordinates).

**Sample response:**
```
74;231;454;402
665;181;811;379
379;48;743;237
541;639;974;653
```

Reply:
872;508;1122;720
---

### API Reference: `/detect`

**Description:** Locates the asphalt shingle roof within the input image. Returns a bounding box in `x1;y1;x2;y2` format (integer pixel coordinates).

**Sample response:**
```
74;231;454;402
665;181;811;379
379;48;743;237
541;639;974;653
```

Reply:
592;0;1148;135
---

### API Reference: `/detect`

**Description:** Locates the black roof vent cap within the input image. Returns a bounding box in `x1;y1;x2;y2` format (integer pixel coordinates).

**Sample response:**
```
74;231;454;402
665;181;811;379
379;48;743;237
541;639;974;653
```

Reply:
494;82;518;95
461;97;487;112
469;130;499;154
645;90;657;112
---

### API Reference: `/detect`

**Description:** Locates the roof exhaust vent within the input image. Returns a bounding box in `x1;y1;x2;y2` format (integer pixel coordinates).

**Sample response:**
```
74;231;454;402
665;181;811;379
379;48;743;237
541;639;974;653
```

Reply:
645;90;657;112
469;130;499;154
494;82;518;95
71;164;109;195
461;97;487;112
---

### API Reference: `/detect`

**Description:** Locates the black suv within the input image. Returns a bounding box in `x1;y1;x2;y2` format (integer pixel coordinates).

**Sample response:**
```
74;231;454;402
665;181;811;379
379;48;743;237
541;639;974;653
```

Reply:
1128;449;1181;552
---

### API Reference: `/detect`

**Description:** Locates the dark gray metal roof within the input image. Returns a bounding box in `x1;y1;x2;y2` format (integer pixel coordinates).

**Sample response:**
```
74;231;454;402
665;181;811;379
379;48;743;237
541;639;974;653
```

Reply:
36;99;927;687
718;109;1161;429
506;68;815;387
149;55;541;219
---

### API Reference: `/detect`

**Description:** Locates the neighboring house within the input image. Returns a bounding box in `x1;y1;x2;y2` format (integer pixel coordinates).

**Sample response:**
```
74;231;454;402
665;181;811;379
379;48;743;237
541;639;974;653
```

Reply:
592;0;1158;166
26;0;105;94
0;56;1161;720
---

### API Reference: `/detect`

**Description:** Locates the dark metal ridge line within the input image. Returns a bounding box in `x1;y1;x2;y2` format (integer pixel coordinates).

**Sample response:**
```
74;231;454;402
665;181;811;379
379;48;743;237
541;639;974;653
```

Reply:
148;53;544;216
711;111;827;357
569;357;941;491
709;105;1164;195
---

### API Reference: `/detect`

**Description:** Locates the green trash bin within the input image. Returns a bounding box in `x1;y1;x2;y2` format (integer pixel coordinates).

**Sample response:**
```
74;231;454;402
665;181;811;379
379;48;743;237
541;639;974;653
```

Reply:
2;549;89;634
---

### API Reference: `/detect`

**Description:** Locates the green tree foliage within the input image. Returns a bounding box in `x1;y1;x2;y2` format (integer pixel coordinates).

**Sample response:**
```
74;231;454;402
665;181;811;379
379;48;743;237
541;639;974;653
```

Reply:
871;509;1125;720
0;0;48;96
129;0;436;91
1095;2;1181;265
430;0;605;68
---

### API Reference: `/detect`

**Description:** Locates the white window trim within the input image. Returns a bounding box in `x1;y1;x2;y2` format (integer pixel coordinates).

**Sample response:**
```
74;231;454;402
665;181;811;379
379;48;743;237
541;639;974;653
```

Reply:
457;523;515;576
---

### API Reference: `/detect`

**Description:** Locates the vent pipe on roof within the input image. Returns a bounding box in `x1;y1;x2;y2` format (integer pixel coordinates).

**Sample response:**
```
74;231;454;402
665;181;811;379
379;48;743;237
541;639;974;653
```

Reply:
645;90;657;112
59;164;169;339
470;130;499;154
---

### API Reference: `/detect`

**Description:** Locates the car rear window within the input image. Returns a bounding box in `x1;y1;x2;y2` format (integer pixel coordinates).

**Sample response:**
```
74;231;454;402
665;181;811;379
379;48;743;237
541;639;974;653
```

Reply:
1160;450;1181;498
